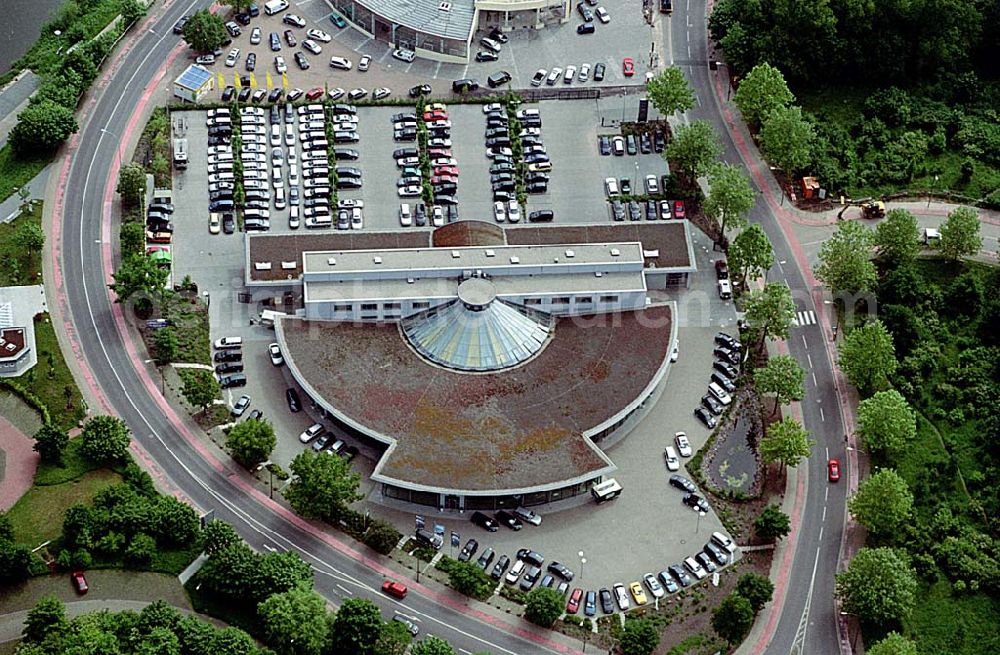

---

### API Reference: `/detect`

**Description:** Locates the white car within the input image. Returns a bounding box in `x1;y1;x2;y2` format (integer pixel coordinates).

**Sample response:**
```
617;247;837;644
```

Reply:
546;67;563;85
302;39;322;55
513;507;542;526
507;199;520;223
431;157;456;167
427;119;452;129
358;54;371;71
372;87;391;100
274;56;287;73
350;208;363;230
605;177;619;197
392;48;415;62
674;432;692;457
428;137;452;147
347;88;368;100
208;213;221;234
398;185;421;197
530;68;547;87
579;63;591;81
708;382;732;405
399;203;412;226
563;65;576;83
664;446;680;471
596;6;610;23
683;557;708;580
299;423;325;444
250;26;262;44
329;56;353;70
271;148;284;167
306;28;332;42
328;87;345;100
225;48;240;67
338;198;364;209
493;201;506;223
645;174;659;194
270;124;282;146
285;127;295;147
482;103;503;114
431;206;444;227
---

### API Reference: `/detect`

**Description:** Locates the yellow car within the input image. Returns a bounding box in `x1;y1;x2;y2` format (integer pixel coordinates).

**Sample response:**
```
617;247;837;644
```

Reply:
208;212;221;234
424;102;447;113
629;581;647;605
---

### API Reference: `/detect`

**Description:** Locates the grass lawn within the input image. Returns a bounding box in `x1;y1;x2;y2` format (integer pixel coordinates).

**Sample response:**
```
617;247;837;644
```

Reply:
0;146;49;207
905;581;1000;655
33;438;101;486
13;314;88;432
161;293;211;365
5;468;122;546
0;203;44;286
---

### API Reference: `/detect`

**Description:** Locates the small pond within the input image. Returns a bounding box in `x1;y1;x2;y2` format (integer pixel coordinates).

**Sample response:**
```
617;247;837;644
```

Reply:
702;398;761;496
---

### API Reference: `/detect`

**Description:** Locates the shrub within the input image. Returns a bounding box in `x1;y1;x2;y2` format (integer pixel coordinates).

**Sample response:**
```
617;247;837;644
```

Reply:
124;532;156;567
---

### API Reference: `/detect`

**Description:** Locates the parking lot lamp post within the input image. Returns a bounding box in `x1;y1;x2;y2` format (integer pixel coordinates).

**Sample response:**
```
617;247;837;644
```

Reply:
696;510;707;533
255;460;274;498
578;551;586;580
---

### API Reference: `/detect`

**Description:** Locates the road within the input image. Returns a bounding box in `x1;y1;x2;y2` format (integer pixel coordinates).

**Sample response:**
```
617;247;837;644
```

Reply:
51;2;849;655
669;1;850;654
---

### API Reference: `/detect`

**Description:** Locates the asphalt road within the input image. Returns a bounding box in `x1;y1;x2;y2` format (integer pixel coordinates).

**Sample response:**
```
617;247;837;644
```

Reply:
670;2;849;654
55;3;576;654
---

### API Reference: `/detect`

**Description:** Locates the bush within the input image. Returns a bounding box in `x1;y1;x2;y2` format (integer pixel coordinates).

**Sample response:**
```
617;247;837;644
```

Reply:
363;520;402;555
524;587;564;627
72;547;93;569
125;533;156;567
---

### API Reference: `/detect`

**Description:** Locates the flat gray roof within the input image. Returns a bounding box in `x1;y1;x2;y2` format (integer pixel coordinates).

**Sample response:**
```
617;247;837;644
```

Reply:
356;0;476;41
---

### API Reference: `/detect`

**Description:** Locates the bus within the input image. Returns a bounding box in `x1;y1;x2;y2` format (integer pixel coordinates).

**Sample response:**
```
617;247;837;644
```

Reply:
591;478;623;503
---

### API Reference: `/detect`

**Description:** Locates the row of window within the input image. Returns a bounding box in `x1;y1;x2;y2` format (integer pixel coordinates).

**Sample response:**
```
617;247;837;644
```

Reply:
330;296;621;314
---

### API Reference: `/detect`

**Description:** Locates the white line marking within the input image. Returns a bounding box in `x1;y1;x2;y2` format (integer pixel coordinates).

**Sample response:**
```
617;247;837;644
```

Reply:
812;371;818;386
822;506;827;522
807;353;813;368
801;335;808;348
819;407;825;422
336;584;352;595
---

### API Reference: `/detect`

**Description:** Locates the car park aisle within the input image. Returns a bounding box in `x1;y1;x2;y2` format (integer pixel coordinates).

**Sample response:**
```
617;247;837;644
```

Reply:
446;104;491;222
354;106;398;230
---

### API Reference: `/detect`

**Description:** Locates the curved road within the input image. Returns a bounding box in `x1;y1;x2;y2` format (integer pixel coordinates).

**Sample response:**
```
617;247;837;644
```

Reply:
52;2;849;655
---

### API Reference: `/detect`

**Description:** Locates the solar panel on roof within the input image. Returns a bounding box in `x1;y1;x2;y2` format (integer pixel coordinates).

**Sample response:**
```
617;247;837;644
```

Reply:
176;65;213;89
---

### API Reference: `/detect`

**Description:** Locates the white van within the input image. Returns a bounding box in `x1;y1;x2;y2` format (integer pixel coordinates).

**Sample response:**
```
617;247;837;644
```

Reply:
663;446;680;472
264;0;289;15
214;336;243;349
708;382;732;405
244;208;271;221
717;279;732;299
505;559;526;584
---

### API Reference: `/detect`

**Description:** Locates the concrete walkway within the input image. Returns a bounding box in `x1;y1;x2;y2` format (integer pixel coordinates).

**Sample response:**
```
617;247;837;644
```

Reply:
0;71;39;149
0;415;39;512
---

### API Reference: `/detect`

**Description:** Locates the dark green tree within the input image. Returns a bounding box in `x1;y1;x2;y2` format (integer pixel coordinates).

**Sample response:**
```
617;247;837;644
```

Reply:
226;419;277;469
124;532;156;567
363;520;403;555
120;0;146;28
705;163;756;238
120;222;145;255
153;327;178;365
938;206;982;261
619;617;660;655
848;468;913;536
759;417;813;469
759;105;814;184
202;521;242;556
81;415;132;464
411;637;456;655
199;542;258;599
867;631;918;655
179;369;220;412
856;389;916;453
838;321;897;397
13;221;45;259
327;598;384;655
446;559;494;599
836;547;917;623
754;504;791;542
257;585;328;655
874;208;921;267
210;626;259;655
754;354;805;413
664;120;722;182
645;66;695;116
9;100;79;155
815;219;877;295
33;424;69;464
735;573;774;613
712;593;754;644
254;551;314;602
733;62;794;129
744;282;796;348
154;495;200;547
728;224;774;286
182;10;229;54
117;163;147;205
285;450;363;521
524;587;565;627
109;254;169;303
375;620;414;655
22;596;67;643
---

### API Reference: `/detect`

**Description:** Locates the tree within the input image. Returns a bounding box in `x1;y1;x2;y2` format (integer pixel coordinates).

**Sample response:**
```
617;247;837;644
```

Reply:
735;573;774;613
182;10;229;54
22;596;67;643
744;282;796;347
120;0;146;28
121;222;145;256
938;206;982;261
328;598;386;655
814;219;877;295
124;532;156;567
226;419;276;469
410;637;456;655
759;105;814;183
285;450;363;521
109;254;169;302
524;587;565;627
867;632;918;655
0;539;34;584
154;495;200;547
117;163;147;205
203;521;242;556
153;327;178;365
704;163;756;238
838;321;897;397
363;520;402;555
254;551;314;601
849;468;914;535
754;504;791;542
856;389;916;453
179;369;220;411
645;66;695;116
754;354;805;413
199;542;258;599
874;208;921;267
759;417;813;468
836;547;917;623
664;120;722;181
210;627;259;655
728;224;774;286
446;560;494;599
81;415;132;464
375;620;414;655
33;424;69;464
733;62;794;129
9;99;79;155
712;593;754;644
257;585;328;655
18;186;33;216
224;0;254;11
619;617;659;655
0;514;13;542
13;220;45;258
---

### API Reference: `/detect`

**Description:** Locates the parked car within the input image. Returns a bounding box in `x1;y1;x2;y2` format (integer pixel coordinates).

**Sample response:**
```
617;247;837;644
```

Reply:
495;509;522;530
286;387;302;412
458;538;479;562
491;555;511;580
471;511;499;532
71;571;89;594
230;394;251;417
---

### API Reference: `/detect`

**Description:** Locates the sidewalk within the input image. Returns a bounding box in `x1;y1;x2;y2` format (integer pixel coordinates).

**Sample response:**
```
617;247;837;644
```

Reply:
0;71;39;149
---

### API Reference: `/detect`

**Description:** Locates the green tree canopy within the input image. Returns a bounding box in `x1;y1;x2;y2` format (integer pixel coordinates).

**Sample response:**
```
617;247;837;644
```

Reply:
848;468;914;535
255;551;314;601
754;504;791;542
645;66;695;116
814;219;877;295
120;0;146;27
754;354;805;413
759;104;814;181
0;539;35;584
838;320;897;397
81;415;132;464
153;327;178;365
285;450;363;521
735;573;774;613
33;424;69;464
836;547;917;623
744;282;796;347
874;208;921;267
728;223;774;286
9;100;79;155
13;221;45;258
664;120;722;181
867;632;919;655
410;636;456;655
109;254;169;303
257;585;328;655
179;369;220;411
524;587;565;627
759;417;813;468
22;596;67;644
226;419;277;469
705;163;756;238
328;598;383;655
202;520;242;556
446;559;494;599
619;617;660;655
375;620;414;655
712;592;754;644
938;206;982;261
856;389;916;453
182;10;229;54
117;163;147;205
733;62;795;129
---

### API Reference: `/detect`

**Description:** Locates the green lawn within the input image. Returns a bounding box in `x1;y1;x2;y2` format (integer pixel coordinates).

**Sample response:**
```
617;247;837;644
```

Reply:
5;468;121;546
0;146;49;207
161;294;212;365
905;581;1000;655
0;203;43;286
33;438;100;486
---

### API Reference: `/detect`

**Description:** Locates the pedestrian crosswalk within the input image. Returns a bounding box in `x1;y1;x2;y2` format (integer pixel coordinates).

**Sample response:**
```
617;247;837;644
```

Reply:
792;310;817;327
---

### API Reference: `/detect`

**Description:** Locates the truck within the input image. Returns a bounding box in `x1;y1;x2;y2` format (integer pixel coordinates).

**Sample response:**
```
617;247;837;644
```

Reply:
173;138;188;169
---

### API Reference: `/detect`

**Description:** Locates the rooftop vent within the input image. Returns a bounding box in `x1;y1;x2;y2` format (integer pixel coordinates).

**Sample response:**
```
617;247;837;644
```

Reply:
565;249;575;258
327;257;336;265
407;278;415;284
254;262;272;271
438;1;452;10
510;256;520;264
485;249;495;257
595;271;603;277
451;250;461;259
373;256;383;264
281;261;296;270
610;248;621;257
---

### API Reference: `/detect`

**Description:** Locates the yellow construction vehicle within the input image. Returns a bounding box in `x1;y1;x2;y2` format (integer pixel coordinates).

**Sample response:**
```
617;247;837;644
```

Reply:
837;197;886;220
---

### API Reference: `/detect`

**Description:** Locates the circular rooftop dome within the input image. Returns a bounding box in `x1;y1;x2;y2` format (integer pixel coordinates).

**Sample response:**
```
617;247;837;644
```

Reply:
400;292;553;372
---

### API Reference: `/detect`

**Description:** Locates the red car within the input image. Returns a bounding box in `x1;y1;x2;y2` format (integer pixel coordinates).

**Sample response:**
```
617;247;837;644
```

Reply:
423;111;448;121
431;175;458;185
673;200;686;219
623;57;635;77
566;587;583;614
382;580;408;599
71;571;89;595
828;459;840;482
428;148;453;158
305;87;324;100
434;166;459;177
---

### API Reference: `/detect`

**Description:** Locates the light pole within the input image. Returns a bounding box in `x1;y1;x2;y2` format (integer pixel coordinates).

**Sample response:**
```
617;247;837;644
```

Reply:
255;460;274;498
578;550;586;580
696;510;706;533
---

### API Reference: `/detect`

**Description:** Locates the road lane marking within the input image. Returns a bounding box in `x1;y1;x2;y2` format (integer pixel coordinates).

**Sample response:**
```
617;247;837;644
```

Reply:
820;407;825;422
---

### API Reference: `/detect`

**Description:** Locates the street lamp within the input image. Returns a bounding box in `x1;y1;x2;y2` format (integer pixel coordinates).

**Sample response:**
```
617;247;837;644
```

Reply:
578;550;586;580
255;460;274;498
696;510;706;533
